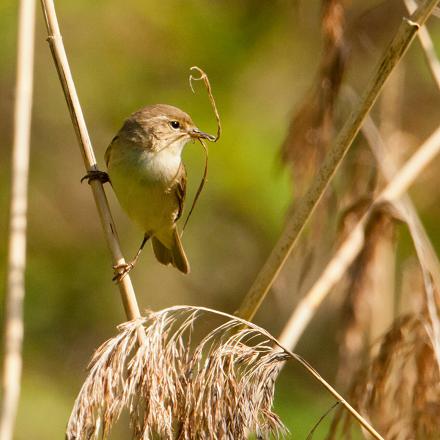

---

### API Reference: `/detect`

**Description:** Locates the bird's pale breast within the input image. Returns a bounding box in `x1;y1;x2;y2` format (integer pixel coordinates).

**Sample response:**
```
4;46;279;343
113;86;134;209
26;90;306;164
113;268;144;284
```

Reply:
107;141;181;238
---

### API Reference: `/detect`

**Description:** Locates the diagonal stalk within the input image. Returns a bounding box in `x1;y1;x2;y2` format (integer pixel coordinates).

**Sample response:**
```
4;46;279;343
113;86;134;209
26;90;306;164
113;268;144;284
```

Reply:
278;125;440;350
361;111;440;288
39;0;145;334
236;0;439;321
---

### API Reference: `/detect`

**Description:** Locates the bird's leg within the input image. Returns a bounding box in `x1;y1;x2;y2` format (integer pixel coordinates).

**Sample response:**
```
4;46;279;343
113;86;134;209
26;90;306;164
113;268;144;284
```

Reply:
81;169;110;184
112;234;150;282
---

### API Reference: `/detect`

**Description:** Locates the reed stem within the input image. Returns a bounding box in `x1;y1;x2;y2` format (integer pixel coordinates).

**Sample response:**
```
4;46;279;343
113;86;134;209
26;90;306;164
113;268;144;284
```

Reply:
0;1;35;439
39;0;145;335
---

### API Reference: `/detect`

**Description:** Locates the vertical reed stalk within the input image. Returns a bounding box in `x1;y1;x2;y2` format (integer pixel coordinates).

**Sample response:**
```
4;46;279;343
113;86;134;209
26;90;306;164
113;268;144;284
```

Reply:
237;0;439;321
0;1;35;439
39;0;145;334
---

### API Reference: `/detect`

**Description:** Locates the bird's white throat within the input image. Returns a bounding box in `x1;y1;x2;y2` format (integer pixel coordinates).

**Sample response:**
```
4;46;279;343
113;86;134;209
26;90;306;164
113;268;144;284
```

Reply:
138;142;186;184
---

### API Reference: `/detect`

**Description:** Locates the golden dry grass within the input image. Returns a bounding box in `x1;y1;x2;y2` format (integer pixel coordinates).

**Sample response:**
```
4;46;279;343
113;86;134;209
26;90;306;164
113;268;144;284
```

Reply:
66;307;288;440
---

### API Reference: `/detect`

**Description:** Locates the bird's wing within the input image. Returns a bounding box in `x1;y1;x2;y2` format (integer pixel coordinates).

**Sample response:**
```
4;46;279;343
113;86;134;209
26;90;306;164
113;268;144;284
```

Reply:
104;135;119;167
174;163;187;222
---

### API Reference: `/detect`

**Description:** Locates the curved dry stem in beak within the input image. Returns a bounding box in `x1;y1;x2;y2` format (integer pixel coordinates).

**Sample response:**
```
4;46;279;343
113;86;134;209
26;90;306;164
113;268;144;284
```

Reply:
189;66;221;142
190;128;216;141
181;139;209;234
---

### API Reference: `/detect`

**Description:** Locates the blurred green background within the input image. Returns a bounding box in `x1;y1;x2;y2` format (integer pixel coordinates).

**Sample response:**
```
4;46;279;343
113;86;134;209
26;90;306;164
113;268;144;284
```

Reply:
1;0;440;438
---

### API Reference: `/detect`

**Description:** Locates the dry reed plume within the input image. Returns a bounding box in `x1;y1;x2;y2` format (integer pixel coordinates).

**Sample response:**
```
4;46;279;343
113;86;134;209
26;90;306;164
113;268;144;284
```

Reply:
328;313;440;439
66;307;288;440
337;203;398;381
67;306;384;440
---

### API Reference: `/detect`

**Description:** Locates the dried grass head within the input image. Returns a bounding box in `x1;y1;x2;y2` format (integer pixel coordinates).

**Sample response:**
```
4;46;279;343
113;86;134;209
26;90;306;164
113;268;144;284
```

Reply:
66;306;289;440
328;313;440;439
337;204;398;381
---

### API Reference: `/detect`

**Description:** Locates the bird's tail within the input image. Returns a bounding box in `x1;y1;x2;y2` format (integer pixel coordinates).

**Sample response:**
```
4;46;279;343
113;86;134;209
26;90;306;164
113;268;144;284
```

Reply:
152;228;190;274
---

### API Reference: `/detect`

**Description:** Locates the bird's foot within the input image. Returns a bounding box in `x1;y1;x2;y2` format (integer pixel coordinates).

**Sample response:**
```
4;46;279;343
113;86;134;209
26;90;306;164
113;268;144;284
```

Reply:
81;170;110;184
112;261;136;282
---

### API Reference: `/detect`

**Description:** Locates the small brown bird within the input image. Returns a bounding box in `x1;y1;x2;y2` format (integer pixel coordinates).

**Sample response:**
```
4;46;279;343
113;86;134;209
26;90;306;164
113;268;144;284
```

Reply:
99;104;213;277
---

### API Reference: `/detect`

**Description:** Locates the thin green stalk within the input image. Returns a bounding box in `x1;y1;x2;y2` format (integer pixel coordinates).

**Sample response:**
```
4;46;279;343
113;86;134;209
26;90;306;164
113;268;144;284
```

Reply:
236;0;439;321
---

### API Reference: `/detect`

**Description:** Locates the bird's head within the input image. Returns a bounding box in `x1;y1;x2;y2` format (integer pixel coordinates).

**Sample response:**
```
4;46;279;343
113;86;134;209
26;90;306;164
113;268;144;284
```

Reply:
119;104;214;152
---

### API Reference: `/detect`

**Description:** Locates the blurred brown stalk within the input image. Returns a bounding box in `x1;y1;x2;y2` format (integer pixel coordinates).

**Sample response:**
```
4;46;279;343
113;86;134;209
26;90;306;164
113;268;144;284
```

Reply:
279;124;440;350
236;0;439;322
279;20;440;349
0;1;35;439
275;3;440;434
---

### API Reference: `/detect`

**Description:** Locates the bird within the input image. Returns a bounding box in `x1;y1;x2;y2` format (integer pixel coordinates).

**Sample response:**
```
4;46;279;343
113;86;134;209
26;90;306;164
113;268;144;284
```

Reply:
86;104;214;278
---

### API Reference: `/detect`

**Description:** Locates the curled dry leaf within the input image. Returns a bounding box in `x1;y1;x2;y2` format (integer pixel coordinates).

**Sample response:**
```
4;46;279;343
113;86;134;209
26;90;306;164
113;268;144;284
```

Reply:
182;66;220;233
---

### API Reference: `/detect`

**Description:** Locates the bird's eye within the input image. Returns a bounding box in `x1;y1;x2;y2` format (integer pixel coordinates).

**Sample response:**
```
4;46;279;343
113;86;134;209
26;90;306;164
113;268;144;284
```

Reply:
170;120;180;129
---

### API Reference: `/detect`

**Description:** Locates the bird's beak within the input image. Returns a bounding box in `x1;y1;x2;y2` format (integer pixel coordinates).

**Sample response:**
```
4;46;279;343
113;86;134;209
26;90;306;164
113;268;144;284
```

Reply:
190;128;216;141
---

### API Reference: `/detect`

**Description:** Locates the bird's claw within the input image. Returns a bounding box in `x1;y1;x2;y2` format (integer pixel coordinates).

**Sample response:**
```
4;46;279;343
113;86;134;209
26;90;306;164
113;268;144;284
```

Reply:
81;170;110;184
112;262;135;282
